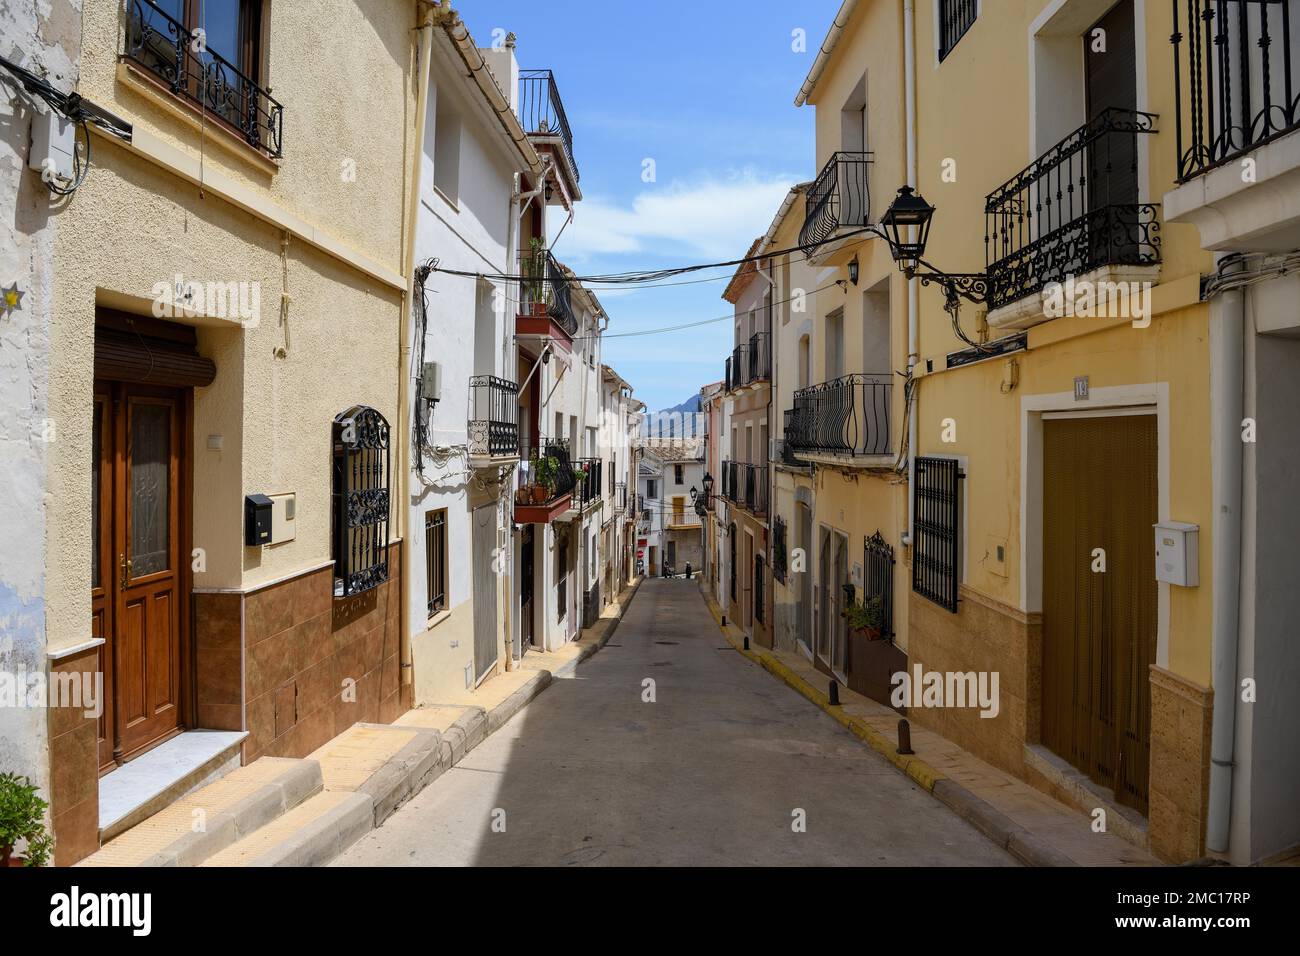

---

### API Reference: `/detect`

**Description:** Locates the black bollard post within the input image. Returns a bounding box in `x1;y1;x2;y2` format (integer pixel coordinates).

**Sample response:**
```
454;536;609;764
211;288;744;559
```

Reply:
828;680;840;706
743;635;749;651
897;718;915;755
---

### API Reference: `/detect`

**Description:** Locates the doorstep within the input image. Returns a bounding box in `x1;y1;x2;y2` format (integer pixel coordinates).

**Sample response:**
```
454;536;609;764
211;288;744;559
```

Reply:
98;730;248;841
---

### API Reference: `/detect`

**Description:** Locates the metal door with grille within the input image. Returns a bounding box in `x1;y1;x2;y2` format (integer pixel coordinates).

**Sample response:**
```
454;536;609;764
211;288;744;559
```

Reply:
472;504;498;684
1042;414;1156;812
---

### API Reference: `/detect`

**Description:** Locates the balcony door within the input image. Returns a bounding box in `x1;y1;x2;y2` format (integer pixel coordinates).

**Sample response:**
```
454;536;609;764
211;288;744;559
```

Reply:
93;382;187;769
1084;0;1139;256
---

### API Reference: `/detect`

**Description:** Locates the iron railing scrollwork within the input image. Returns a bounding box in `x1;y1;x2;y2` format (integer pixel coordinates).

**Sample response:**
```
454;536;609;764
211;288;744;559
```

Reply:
787;374;891;457
800;151;873;250
519;70;579;182
1173;0;1300;182
333;406;391;597
985;107;1161;310
913;457;962;614
124;0;284;157
467;375;520;459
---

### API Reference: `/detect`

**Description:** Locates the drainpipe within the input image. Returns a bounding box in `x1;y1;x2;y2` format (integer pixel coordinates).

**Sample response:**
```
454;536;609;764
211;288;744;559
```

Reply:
397;3;437;702
1207;258;1246;854
758;260;776;639
902;0;919;548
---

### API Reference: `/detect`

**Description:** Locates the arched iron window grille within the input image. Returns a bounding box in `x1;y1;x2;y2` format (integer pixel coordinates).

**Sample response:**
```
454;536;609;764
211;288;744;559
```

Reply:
332;406;391;597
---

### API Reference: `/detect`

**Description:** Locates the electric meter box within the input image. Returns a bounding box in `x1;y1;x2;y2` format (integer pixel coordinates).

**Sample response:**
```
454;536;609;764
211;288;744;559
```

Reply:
29;109;76;181
1154;521;1199;587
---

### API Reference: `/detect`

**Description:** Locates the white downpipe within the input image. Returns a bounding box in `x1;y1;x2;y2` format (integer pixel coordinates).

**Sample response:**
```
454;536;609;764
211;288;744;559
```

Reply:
1207;263;1246;854
903;0;919;548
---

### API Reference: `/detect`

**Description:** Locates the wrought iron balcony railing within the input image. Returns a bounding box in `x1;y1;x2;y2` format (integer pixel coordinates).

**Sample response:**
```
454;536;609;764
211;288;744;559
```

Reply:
939;0;978;62
984;107;1160;311
722;460;769;516
519;248;578;337
1172;0;1300;182
519;69;579;183
725;343;748;392
124;0;284;157
468;375;519;459
787;374;891;457
800;151;873;250
746;331;771;383
575;457;603;507
515;437;576;508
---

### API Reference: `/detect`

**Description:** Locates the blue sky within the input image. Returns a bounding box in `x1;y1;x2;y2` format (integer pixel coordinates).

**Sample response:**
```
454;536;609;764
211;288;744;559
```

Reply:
458;0;841;413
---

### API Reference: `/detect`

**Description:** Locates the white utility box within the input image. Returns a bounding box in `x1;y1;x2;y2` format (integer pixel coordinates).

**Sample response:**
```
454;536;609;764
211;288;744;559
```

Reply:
1154;521;1199;587
29;109;76;182
270;493;297;544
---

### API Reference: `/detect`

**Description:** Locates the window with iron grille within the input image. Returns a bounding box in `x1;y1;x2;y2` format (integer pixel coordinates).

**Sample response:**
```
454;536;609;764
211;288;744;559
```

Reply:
773;516;788;584
557;535;568;621
674;464;684;485
332;407;391;598
938;0;977;62
425;509;447;617
754;555;766;623
729;523;737;601
912;457;962;612
864;530;895;638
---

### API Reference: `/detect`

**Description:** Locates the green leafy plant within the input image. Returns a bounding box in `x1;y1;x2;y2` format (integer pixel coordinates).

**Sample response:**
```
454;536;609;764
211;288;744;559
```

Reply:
843;595;885;637
524;238;549;308
0;773;54;867
534;454;559;493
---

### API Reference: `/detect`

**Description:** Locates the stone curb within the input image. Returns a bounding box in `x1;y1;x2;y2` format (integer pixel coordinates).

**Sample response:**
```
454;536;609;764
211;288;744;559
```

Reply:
353;724;450;828
138;758;323;867
702;590;1068;867
240;792;376;867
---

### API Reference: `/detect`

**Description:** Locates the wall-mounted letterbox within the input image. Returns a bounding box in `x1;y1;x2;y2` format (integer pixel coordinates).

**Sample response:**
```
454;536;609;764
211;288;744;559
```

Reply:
1154;521;1199;587
245;494;274;547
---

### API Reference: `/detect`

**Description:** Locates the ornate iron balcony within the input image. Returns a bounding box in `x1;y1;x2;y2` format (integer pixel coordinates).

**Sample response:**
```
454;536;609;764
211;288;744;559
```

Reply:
575;457;603;507
468;375;519;460
515;438;576;512
519;70;579;183
124;0;284;157
1172;0;1300;182
787;373;891;458
520;248;578;337
800;151;873;250
984;108;1160;310
747;331;771;383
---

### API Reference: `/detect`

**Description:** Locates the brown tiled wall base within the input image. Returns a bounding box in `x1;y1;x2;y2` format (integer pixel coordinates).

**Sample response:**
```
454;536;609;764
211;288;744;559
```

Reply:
49;645;102;865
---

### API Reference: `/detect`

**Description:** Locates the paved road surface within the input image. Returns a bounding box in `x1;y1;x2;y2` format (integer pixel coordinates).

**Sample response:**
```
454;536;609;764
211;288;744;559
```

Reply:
336;579;1016;866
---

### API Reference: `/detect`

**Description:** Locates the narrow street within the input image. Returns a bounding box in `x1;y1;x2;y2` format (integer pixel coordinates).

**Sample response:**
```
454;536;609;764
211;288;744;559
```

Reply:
336;580;1016;867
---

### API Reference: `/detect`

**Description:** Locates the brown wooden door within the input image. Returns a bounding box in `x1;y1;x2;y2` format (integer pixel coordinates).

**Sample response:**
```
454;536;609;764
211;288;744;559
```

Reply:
93;382;186;767
1042;413;1156;813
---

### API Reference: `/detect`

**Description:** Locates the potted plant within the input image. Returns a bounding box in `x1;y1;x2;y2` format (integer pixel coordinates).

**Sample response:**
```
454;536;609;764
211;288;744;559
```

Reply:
531;454;558;504
0;773;54;867
844;595;886;641
524;238;549;316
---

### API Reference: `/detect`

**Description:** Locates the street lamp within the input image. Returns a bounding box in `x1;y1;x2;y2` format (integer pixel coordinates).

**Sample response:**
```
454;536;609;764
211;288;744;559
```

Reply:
877;185;989;310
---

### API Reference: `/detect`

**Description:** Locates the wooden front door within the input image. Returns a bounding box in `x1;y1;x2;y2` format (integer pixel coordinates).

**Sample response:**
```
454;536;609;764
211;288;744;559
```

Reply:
1042;413;1157;813
93;382;187;769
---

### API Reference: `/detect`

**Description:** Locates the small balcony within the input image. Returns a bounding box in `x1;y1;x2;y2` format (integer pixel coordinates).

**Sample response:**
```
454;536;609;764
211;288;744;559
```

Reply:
513;438;576;524
517;248;579;348
787;374;891;464
722;460;769;517
800;151;873;251
123;0;284;157
519;70;579;191
615;482;628;515
467;375;519;465
573;457;603;511
984;108;1160;317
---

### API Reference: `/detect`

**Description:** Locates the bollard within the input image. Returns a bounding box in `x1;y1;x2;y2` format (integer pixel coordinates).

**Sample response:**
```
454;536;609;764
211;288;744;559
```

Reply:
828;680;840;706
743;635;749;651
897;718;915;755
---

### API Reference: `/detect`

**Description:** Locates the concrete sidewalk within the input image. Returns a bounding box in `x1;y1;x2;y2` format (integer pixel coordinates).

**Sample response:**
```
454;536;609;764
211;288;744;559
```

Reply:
702;588;1156;867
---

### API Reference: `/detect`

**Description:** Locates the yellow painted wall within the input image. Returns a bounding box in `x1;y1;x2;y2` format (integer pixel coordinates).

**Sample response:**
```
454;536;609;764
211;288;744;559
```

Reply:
44;2;414;653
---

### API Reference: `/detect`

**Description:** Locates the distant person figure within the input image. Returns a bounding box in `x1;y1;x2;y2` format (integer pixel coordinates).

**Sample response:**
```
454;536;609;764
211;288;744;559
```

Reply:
685;562;692;580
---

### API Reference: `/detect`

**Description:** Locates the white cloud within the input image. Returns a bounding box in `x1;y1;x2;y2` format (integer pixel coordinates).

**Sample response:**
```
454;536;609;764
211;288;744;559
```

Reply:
550;169;799;263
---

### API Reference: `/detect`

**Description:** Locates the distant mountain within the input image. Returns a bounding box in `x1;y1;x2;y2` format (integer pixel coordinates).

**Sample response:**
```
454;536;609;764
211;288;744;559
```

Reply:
661;394;701;415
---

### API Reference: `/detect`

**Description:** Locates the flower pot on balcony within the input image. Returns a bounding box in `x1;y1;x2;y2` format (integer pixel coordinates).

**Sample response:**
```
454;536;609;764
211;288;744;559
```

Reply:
530;484;549;504
530;302;549;318
515;488;530;505
851;625;884;642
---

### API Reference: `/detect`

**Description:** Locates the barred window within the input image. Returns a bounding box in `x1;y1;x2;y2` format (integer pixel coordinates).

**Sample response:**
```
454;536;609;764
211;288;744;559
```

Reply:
913;456;962;612
773;516;788;584
939;0;977;62
332;406;391;597
425;509;447;616
754;555;766;623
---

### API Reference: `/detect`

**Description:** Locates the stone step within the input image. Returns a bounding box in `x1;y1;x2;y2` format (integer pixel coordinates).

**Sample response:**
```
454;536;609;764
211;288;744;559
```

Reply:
78;756;322;867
